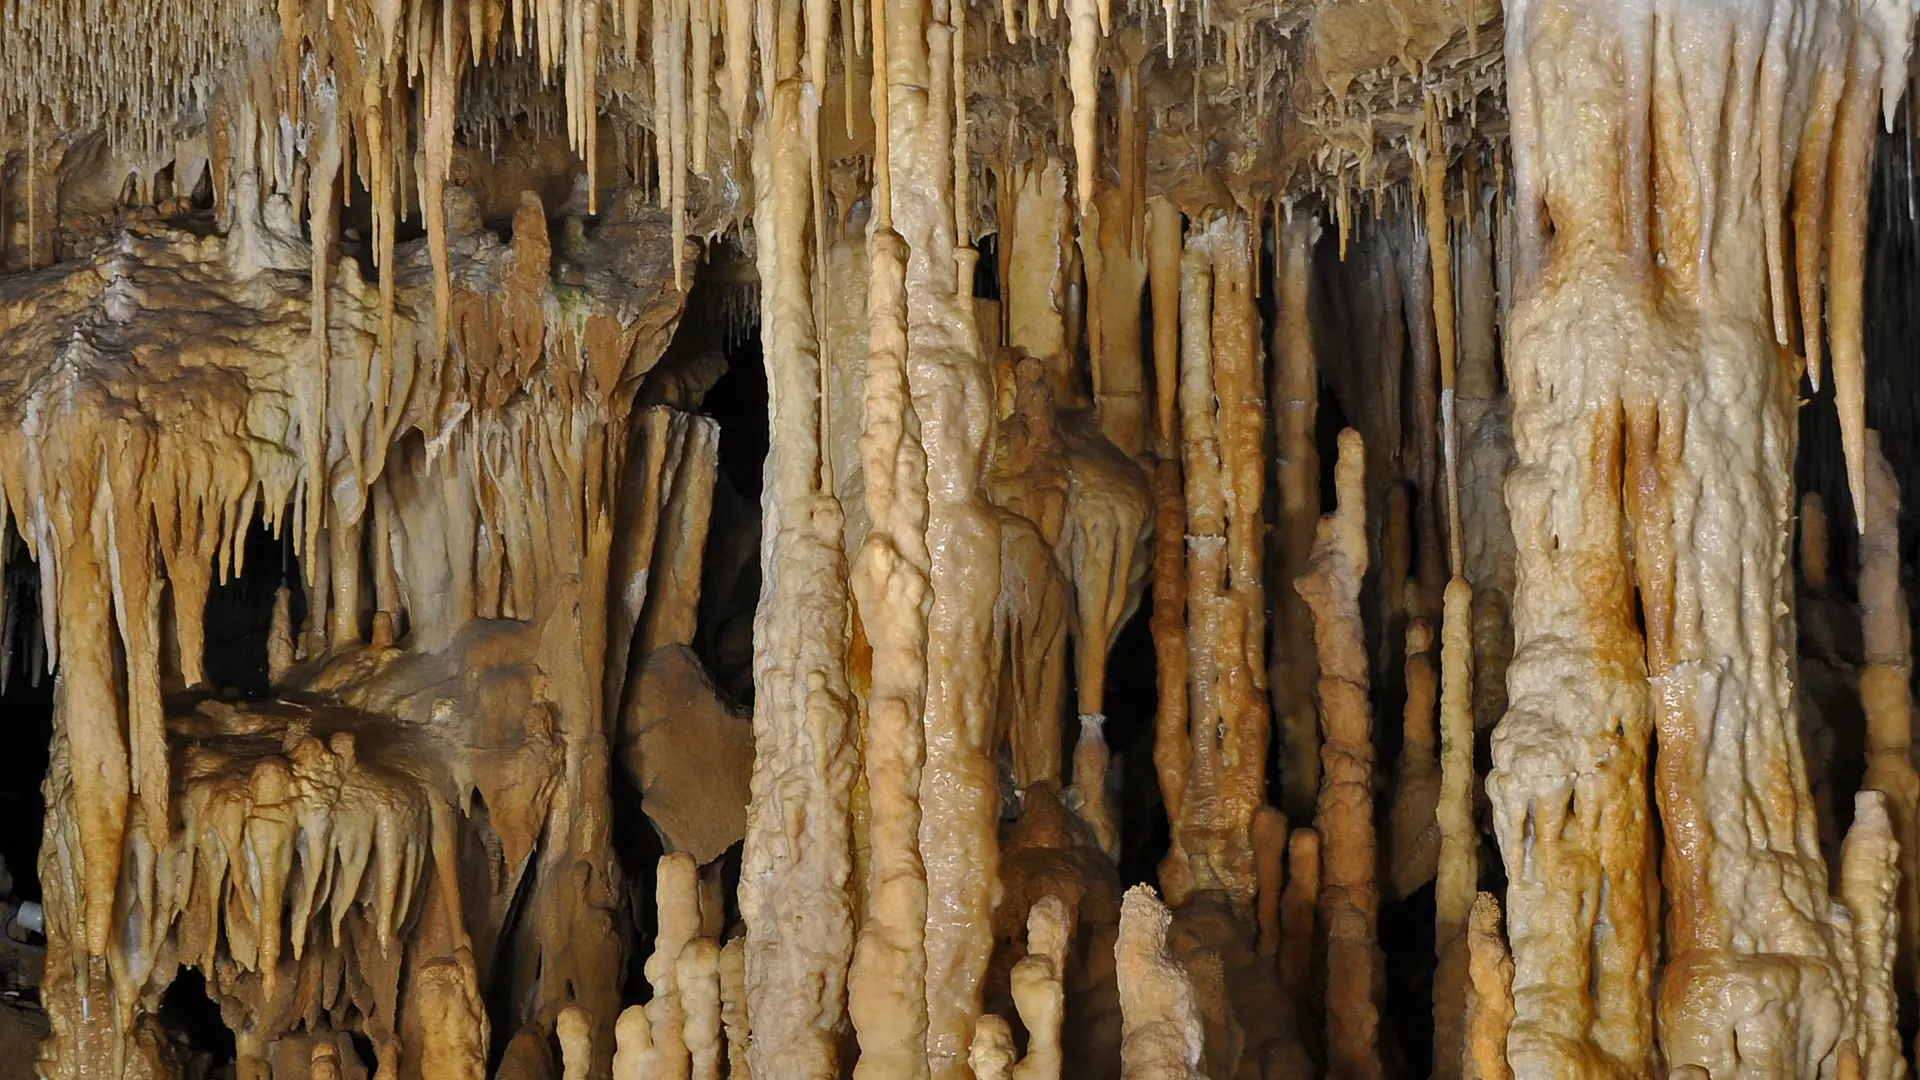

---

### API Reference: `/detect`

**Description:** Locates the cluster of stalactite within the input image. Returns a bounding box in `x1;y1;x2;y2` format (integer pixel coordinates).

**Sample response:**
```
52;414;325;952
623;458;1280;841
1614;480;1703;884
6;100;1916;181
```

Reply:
1;0;1919;1078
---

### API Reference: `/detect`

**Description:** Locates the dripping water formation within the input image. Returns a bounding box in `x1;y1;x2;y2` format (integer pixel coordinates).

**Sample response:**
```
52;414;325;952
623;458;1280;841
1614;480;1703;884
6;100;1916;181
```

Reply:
2;1;1920;1078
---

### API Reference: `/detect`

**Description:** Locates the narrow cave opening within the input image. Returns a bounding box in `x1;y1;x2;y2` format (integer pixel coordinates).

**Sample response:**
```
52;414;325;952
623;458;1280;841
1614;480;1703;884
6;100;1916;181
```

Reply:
614;245;765;1006
0;534;50;908
202;516;307;698
155;969;236;1078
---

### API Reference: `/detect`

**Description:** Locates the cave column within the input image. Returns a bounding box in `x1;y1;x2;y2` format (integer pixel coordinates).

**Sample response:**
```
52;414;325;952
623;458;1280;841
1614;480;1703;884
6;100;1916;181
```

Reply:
1164;211;1267;909
1487;3;1663;1074
741;71;860;1080
1492;1;1908;1076
881;0;1002;1070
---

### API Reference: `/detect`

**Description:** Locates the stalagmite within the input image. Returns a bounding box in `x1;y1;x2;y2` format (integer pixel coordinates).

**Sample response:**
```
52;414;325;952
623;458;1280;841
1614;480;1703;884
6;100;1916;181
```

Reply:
1115;886;1204;1080
558;1006;594;1080
1270;213;1321;820
881;0;1003;1065
1838;792;1902;1080
975;893;1068;1080
719;940;751;1080
1433;577;1477;1080
1250;807;1285;958
1802;492;1832;596
615;1006;656;1080
1465;894;1514;1080
647;854;702;1080
1387;615;1440;901
1165;213;1268;910
1297;427;1381;1080
1069;715;1119;860
1277;828;1318;1012
968;1017;1016;1080
679;940;724;1080
848;221;934;1080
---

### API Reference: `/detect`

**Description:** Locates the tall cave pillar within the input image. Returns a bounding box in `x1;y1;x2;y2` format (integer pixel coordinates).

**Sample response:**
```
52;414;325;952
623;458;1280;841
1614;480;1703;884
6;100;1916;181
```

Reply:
1490;1;1909;1076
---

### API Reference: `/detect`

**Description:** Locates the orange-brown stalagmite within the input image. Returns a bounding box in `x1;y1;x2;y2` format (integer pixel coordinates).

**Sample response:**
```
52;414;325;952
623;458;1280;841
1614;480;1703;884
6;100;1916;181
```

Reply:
1465;894;1514;1080
1270;212;1321;820
1297;427;1381;1080
1278;828;1319;1012
1387;616;1440;901
1146;200;1194;904
1434;576;1478;1080
1802;491;1832;596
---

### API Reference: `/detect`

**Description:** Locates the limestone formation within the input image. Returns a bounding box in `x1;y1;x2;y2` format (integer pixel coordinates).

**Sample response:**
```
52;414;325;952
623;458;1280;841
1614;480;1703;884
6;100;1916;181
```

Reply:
0;1;1914;1078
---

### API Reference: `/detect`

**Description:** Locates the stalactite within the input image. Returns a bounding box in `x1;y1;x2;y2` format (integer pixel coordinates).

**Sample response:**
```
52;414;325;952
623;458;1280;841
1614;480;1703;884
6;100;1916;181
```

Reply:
1147;194;1193;905
1082;186;1149;458
1065;0;1098;211
1421;98;1463;575
1006;159;1074;400
1297;427;1381;1080
1394;221;1446;626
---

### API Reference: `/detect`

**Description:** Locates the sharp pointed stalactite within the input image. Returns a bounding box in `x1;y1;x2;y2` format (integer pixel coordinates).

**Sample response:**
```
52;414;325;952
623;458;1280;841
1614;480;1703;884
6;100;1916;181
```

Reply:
2;0;1920;1078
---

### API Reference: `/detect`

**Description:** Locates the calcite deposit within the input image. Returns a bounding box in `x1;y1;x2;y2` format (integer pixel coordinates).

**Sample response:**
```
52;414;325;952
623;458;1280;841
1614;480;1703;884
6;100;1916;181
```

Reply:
1;0;1919;1078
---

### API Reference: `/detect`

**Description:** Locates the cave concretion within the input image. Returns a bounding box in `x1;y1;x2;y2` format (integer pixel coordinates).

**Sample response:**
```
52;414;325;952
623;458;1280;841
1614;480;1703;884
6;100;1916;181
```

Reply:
1;0;1919;1077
